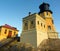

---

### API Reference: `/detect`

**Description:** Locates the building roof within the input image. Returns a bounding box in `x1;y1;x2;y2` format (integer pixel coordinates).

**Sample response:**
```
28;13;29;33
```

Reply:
0;24;19;31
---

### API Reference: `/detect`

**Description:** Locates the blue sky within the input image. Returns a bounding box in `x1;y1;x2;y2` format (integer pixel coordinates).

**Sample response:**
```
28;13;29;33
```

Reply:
0;0;60;36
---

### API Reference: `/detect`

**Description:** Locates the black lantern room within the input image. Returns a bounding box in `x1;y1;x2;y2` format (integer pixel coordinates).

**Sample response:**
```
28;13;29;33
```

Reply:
39;2;53;14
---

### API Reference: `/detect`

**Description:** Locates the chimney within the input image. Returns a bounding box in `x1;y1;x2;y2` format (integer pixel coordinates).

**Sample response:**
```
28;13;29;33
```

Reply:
29;12;31;16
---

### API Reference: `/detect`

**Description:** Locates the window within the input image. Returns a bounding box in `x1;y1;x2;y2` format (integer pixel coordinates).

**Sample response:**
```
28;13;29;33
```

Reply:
44;25;45;28
14;32;16;35
38;21;39;25
31;21;33;24
48;26;51;30
41;23;42;26
47;12;48;15
5;29;7;34
30;20;35;28
0;29;1;32
25;23;28;26
52;20;54;24
0;28;1;35
24;22;28;30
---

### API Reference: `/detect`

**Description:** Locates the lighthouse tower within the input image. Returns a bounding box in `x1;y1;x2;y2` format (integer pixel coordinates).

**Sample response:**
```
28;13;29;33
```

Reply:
21;3;58;47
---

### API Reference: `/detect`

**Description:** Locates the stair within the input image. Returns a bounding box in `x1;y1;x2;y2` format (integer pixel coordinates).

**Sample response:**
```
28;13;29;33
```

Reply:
0;37;17;48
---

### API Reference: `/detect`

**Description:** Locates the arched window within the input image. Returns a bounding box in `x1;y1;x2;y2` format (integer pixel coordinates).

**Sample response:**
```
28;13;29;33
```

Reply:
48;26;51;30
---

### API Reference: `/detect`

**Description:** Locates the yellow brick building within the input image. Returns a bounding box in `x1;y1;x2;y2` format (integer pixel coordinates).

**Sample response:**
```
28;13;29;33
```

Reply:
21;3;58;48
0;24;19;41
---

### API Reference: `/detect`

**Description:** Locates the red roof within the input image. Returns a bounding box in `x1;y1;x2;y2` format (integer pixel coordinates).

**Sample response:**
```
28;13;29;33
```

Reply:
1;24;18;31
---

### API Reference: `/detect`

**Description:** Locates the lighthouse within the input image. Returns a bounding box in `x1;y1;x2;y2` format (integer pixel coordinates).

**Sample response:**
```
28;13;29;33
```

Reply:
21;3;58;47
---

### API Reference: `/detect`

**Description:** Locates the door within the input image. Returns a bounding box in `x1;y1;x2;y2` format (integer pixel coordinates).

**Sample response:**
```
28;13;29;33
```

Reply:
7;31;12;38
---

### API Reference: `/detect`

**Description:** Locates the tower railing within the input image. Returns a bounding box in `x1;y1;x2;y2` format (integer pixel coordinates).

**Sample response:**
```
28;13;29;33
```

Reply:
47;32;59;39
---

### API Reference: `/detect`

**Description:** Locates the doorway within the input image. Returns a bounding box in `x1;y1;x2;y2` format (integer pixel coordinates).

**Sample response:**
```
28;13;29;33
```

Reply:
7;31;12;38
